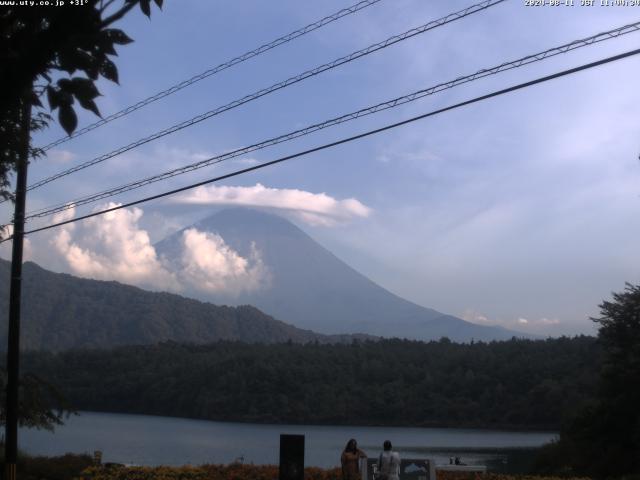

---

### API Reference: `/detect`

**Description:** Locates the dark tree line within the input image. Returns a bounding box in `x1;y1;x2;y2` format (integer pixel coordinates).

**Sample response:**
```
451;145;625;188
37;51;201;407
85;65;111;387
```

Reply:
20;336;599;430
536;283;640;478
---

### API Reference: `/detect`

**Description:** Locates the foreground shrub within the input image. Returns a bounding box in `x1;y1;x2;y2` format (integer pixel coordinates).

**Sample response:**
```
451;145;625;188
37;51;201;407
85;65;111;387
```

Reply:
437;473;590;480
19;453;93;480
77;464;344;480
77;465;591;480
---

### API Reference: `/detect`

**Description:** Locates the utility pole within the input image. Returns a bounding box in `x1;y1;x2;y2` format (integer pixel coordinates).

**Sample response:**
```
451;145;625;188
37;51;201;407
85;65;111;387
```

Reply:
4;96;32;480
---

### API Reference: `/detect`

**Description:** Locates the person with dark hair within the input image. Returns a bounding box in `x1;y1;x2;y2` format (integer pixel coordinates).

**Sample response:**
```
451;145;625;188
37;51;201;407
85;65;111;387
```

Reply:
377;440;400;480
341;438;367;480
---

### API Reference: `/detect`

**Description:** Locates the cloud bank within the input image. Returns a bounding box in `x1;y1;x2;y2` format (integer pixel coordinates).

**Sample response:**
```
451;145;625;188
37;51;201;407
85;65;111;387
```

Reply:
51;204;178;291
172;183;371;226
44;204;268;296
179;228;268;294
2;183;369;295
462;307;564;335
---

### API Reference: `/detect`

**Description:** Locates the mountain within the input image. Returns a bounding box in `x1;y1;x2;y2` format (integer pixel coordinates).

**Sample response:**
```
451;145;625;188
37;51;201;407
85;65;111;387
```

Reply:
155;208;526;342
0;259;366;351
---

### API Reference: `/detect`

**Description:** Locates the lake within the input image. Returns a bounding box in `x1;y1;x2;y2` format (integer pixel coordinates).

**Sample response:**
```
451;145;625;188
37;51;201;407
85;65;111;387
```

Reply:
20;411;556;472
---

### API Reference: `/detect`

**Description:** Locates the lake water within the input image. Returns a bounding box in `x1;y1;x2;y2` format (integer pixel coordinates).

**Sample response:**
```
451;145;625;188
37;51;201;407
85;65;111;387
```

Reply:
19;412;556;472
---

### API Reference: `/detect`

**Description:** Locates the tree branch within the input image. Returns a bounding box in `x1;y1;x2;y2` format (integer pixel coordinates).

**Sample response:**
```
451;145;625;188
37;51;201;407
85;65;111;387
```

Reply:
100;1;137;28
100;0;119;14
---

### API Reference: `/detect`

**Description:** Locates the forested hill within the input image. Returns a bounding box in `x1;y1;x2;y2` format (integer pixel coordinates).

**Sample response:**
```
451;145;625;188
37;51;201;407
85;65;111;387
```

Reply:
23;336;599;429
0;260;365;350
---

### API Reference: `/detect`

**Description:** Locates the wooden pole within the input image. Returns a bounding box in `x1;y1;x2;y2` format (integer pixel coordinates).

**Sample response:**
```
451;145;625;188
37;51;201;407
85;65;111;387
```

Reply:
4;97;31;480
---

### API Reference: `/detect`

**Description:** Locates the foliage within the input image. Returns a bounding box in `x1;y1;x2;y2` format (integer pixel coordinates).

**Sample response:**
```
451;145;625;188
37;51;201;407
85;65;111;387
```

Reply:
78;465;210;480
540;283;640;478
0;0;162;200
77;464;343;480
0;368;75;431
0;448;93;480
438;474;589;480
19;453;94;480
0;449;598;480
75;464;591;480
21;336;600;430
0;0;162;438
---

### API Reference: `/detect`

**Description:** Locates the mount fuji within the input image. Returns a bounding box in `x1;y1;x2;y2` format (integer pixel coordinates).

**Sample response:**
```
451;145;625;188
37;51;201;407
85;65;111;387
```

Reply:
155;208;526;342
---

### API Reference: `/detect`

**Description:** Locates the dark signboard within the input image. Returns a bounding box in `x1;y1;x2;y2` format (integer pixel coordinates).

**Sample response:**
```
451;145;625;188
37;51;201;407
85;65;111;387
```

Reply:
279;434;305;480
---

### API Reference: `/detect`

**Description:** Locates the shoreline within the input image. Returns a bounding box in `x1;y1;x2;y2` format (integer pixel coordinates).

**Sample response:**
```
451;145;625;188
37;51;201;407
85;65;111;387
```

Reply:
70;409;561;434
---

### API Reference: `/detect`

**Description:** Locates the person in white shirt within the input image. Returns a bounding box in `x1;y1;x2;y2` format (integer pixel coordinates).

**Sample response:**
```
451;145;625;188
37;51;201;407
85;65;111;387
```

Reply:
377;440;401;480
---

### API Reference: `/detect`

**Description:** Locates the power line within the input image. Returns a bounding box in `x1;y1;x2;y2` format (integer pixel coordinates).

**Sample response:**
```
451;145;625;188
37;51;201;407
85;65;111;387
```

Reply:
10;47;638;241
24;0;506;193
38;0;384;152
24;20;640;222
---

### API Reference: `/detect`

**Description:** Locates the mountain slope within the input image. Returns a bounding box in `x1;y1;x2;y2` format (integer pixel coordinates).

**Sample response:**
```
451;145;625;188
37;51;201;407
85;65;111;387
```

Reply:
0;259;359;351
155;208;525;342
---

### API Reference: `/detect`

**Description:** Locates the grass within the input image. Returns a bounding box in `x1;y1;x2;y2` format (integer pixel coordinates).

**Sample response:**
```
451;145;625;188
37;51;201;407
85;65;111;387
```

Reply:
0;450;595;480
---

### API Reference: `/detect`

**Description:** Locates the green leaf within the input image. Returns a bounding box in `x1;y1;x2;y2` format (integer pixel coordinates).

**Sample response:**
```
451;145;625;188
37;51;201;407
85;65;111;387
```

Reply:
100;58;119;84
72;49;96;73
58;90;74;107
153;0;163;8
140;0;151;17
57;78;73;91
47;86;60;110
78;97;101;118
31;111;52;133
59;104;78;135
86;63;100;81
57;49;77;75
97;37;118;56
56;81;76;109
104;29;133;45
70;77;101;100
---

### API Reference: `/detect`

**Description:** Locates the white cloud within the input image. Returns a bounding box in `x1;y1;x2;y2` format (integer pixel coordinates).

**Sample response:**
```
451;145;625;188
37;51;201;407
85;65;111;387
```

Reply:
153;146;214;164
47;149;77;164
0;224;33;262
233;157;259;166
458;306;570;336
179;228;269;295
172;183;371;226
50;204;178;291
461;308;490;324
41;204;268;297
540;317;561;325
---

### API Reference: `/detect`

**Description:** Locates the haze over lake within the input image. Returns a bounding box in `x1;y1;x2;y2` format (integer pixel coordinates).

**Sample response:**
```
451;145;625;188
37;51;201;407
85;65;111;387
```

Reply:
20;412;556;470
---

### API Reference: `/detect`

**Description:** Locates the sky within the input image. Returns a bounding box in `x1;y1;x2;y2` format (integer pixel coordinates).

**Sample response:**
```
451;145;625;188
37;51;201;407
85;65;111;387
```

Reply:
2;0;639;337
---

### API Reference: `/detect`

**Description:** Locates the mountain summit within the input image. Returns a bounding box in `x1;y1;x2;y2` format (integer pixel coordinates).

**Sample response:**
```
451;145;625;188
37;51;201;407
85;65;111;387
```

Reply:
155;208;524;342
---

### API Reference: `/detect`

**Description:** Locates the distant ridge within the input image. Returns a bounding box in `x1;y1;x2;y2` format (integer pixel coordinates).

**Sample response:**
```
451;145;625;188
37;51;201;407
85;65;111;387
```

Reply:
0;259;371;351
155;208;529;342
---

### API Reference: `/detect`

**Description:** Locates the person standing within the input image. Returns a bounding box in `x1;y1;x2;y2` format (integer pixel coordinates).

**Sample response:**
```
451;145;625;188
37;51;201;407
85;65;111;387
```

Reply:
341;438;367;480
377;440;400;480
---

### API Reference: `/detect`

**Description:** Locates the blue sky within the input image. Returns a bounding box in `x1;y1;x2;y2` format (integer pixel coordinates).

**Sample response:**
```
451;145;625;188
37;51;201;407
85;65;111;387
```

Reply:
2;0;639;336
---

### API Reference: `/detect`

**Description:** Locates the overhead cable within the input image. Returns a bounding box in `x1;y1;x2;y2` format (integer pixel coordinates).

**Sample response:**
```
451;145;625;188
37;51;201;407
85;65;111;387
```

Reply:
38;0;385;152
8;47;638;241
25;0;506;193
24;20;640;221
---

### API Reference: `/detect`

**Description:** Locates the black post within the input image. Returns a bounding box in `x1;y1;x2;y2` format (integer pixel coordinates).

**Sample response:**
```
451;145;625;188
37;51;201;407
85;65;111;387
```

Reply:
4;98;31;480
279;434;305;480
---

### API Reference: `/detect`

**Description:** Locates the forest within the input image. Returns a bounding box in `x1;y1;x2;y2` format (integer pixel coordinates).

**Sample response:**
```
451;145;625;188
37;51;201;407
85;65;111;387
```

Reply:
21;336;599;430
